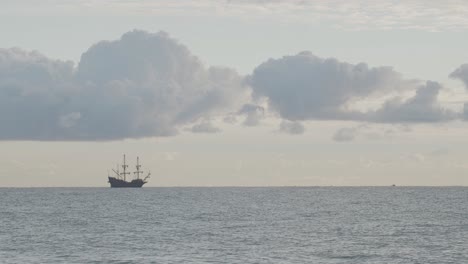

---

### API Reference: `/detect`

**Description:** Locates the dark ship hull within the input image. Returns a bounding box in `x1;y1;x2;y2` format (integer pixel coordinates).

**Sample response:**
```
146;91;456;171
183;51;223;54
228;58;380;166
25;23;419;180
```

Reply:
108;176;146;188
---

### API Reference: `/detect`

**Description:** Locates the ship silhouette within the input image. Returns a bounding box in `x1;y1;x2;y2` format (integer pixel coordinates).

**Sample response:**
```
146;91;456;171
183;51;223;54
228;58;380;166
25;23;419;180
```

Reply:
108;155;150;188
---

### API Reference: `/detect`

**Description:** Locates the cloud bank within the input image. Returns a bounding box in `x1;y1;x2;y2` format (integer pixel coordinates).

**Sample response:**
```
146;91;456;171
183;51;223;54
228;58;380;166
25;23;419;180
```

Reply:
1;30;467;141
0;30;245;140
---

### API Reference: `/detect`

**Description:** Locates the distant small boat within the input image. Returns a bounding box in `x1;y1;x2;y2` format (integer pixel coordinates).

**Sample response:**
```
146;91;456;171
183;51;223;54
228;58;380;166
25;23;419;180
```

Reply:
108;155;150;188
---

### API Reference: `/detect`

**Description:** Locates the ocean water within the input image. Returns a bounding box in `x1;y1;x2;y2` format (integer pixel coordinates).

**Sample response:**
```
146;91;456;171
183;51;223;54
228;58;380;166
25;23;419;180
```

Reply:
0;187;467;263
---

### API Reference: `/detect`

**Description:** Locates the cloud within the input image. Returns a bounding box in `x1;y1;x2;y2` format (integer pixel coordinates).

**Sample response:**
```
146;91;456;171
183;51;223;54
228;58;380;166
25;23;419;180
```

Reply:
332;124;409;142
1;30;466;141
278;120;305;135
451;63;468;120
249;52;455;124
333;127;357;142
450;64;468;89
0;48;75;140
0;30;245;140
249;51;402;121
451;64;468;120
237;104;264;126
189;121;221;134
58;112;81;128
223;115;238;124
372;81;456;123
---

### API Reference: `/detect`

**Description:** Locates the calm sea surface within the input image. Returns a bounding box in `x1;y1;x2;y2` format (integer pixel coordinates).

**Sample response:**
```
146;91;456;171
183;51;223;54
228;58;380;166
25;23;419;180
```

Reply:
0;187;467;263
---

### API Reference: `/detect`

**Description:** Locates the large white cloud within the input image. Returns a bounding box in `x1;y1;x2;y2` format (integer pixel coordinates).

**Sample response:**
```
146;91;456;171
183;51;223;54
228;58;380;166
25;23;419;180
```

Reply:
0;30;246;140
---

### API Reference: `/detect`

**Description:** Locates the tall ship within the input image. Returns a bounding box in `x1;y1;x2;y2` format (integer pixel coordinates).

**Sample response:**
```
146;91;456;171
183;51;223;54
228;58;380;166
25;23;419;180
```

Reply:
108;155;150;188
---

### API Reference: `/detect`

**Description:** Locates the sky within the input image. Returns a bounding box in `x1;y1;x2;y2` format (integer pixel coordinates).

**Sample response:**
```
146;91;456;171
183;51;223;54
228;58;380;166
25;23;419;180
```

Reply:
1;0;468;187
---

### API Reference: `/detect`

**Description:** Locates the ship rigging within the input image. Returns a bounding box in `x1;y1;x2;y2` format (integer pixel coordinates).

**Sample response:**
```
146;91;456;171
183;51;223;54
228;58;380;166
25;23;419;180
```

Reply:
108;155;150;188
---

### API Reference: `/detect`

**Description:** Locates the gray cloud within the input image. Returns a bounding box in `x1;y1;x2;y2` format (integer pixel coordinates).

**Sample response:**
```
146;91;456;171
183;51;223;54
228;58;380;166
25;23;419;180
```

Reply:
0;48;75;140
223;115;238;124
332;124;409;142
249;52;455;124
237;104;264;126
189;121;221;134
0;30;245;140
447;64;468;121
279;120;305;135
333;127;357;142
450;64;468;89
1;31;465;141
249;51;406;121
372;81;456;123
451;65;468;121
461;104;468;121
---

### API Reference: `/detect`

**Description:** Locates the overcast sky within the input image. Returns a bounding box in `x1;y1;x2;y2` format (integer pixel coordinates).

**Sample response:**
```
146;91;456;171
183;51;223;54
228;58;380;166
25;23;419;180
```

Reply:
1;0;468;186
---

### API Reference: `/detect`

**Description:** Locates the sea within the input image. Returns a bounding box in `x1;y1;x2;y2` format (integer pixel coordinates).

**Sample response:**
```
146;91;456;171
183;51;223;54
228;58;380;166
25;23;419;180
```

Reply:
0;187;467;263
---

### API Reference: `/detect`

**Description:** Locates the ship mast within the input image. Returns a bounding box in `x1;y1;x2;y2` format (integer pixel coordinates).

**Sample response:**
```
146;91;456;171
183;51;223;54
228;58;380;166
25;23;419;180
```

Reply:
120;154;130;181
134;156;143;180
